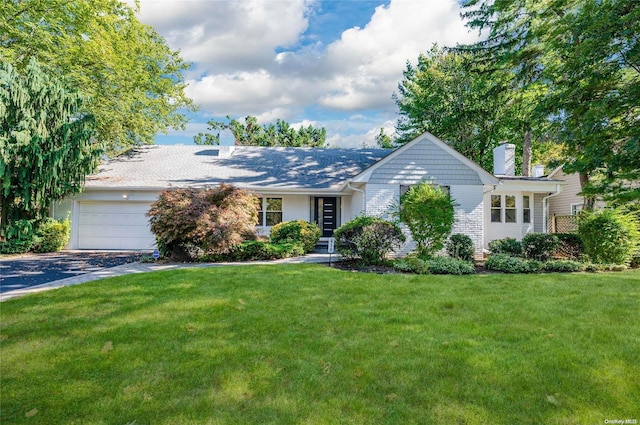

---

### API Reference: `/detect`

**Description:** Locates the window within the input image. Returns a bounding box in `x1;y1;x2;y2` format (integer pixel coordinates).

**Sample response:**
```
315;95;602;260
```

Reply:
491;195;502;222
523;196;531;223
256;197;263;225
256;197;282;226
571;203;582;215
505;195;516;223
265;198;282;226
491;194;520;223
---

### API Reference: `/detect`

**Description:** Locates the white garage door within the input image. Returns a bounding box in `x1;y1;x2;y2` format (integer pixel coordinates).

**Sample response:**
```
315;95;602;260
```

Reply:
78;202;156;250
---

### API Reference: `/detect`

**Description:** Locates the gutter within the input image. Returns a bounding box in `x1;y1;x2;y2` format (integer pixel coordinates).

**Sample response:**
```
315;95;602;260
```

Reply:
346;181;366;214
542;184;562;233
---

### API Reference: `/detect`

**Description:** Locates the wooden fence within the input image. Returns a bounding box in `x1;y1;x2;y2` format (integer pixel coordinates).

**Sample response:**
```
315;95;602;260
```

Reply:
549;214;578;233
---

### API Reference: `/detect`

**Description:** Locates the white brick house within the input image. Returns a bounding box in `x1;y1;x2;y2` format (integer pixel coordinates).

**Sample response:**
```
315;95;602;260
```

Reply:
54;132;563;259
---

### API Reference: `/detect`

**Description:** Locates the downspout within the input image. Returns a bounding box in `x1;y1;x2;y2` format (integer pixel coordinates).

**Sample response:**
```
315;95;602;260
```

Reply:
542;184;562;233
346;181;366;215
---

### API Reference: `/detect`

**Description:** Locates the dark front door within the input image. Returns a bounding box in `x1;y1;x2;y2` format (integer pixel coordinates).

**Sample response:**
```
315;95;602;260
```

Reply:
314;197;339;237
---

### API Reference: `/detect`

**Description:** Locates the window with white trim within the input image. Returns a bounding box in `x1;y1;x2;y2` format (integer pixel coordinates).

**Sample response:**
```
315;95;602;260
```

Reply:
523;195;531;223
491;195;502;222
571;203;582;215
256;197;282;226
505;195;516;223
491;194;522;223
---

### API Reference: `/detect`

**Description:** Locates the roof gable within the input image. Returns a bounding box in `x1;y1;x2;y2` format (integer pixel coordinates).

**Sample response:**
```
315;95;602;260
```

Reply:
351;132;499;185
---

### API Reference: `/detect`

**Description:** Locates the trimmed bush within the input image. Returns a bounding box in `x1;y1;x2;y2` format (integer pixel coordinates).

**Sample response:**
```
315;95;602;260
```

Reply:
203;241;305;262
446;233;475;262
485;254;533;274
0;219;39;254
33;217;70;253
578;208;640;264
425;257;475;275
522;233;559;261
270;220;321;253
393;257;430;275
543;260;585;273
334;216;405;265
488;238;523;257
393;256;474;275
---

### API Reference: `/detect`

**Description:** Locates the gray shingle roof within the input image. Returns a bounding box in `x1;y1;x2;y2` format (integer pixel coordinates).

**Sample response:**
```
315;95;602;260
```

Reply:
86;145;392;190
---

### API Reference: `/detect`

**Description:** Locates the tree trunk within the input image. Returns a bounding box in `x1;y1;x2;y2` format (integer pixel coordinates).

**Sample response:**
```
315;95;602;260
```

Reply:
0;194;10;239
579;172;596;210
522;124;532;177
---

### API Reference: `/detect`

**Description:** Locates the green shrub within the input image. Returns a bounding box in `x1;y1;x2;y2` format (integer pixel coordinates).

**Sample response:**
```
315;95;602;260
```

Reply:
522;233;559;261
578;208;640;264
393;257;430;274
485;254;531;274
525;260;545;273
0;219;40;254
33;217;70;253
203;241;305;262
488;238;523;257
334;216;405;265
397;183;455;258
393;256;474;275
269;220;321;253
446;234;475;261
543;260;585;273
554;233;584;260
425;257;475;275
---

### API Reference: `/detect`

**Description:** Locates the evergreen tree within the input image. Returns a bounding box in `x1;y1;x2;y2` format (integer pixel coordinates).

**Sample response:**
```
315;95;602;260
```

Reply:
0;59;101;237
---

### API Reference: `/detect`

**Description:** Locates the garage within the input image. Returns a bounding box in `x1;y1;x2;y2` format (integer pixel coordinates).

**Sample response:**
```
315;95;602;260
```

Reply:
77;202;156;250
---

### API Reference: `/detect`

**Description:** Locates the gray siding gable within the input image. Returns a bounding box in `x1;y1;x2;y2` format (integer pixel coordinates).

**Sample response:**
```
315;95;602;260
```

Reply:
368;138;482;185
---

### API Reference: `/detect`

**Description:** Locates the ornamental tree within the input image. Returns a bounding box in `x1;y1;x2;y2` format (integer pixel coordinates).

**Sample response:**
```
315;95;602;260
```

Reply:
397;182;455;258
0;59;101;238
147;184;259;260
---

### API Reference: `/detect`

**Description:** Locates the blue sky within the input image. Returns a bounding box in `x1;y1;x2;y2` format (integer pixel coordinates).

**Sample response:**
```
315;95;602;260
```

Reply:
133;0;478;147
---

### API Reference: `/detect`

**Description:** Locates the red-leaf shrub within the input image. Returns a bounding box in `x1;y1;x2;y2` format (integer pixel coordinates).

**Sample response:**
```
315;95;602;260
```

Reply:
147;184;259;259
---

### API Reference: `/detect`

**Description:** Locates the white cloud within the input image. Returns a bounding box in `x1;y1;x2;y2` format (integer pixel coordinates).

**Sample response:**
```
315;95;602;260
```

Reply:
134;0;479;146
136;0;313;74
317;0;478;111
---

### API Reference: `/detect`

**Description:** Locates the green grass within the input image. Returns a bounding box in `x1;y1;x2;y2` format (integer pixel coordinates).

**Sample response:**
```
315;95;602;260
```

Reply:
1;265;639;424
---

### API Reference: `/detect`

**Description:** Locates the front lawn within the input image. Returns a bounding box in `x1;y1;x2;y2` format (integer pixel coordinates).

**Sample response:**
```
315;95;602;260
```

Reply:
1;265;639;424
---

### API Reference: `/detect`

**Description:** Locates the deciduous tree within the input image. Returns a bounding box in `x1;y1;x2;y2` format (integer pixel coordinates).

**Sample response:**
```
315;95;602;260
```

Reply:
1;0;194;155
461;0;640;203
195;116;327;147
394;46;520;171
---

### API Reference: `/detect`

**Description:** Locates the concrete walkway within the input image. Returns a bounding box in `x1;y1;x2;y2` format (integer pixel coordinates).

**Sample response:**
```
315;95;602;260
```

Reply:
0;252;339;302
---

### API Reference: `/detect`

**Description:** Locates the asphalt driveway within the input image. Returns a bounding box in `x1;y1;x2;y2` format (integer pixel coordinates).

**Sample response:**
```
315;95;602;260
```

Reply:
0;251;144;294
